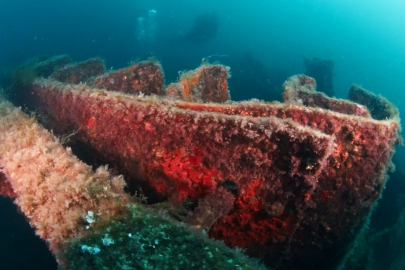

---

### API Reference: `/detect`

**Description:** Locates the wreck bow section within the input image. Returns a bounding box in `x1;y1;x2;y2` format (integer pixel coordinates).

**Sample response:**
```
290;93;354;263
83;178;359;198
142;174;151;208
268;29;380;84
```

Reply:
7;57;401;269
174;75;401;268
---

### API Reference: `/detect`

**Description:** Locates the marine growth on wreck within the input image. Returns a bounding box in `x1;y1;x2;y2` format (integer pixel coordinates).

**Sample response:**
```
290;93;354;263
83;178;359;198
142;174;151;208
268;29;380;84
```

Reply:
0;55;401;270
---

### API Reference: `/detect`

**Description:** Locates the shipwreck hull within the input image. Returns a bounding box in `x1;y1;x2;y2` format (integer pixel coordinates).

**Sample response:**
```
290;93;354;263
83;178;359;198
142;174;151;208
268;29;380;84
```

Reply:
28;83;398;268
32;79;333;251
9;56;400;269
176;101;399;267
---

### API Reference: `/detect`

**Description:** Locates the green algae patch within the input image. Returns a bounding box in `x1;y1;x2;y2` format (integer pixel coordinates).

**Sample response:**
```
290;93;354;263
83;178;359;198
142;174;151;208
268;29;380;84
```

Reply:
63;204;264;270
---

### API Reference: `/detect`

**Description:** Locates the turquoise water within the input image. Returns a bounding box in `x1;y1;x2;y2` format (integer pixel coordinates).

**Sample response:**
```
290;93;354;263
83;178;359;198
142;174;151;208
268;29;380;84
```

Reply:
1;1;404;269
2;1;405;102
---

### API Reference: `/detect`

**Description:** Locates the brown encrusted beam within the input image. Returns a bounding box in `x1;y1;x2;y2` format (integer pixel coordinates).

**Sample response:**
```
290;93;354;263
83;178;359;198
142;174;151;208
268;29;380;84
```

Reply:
284;74;371;117
8;55;73;107
33;55;73;78
349;84;400;121
50;58;106;84
166;64;230;103
92;60;164;96
0;99;128;256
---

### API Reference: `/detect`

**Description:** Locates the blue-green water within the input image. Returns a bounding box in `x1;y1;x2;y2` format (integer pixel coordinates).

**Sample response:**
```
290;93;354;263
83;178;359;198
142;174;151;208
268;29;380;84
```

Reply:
1;1;405;269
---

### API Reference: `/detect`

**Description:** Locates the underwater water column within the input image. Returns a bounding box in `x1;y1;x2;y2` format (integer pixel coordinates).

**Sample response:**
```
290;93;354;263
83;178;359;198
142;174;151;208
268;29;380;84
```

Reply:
0;99;264;270
135;9;157;56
